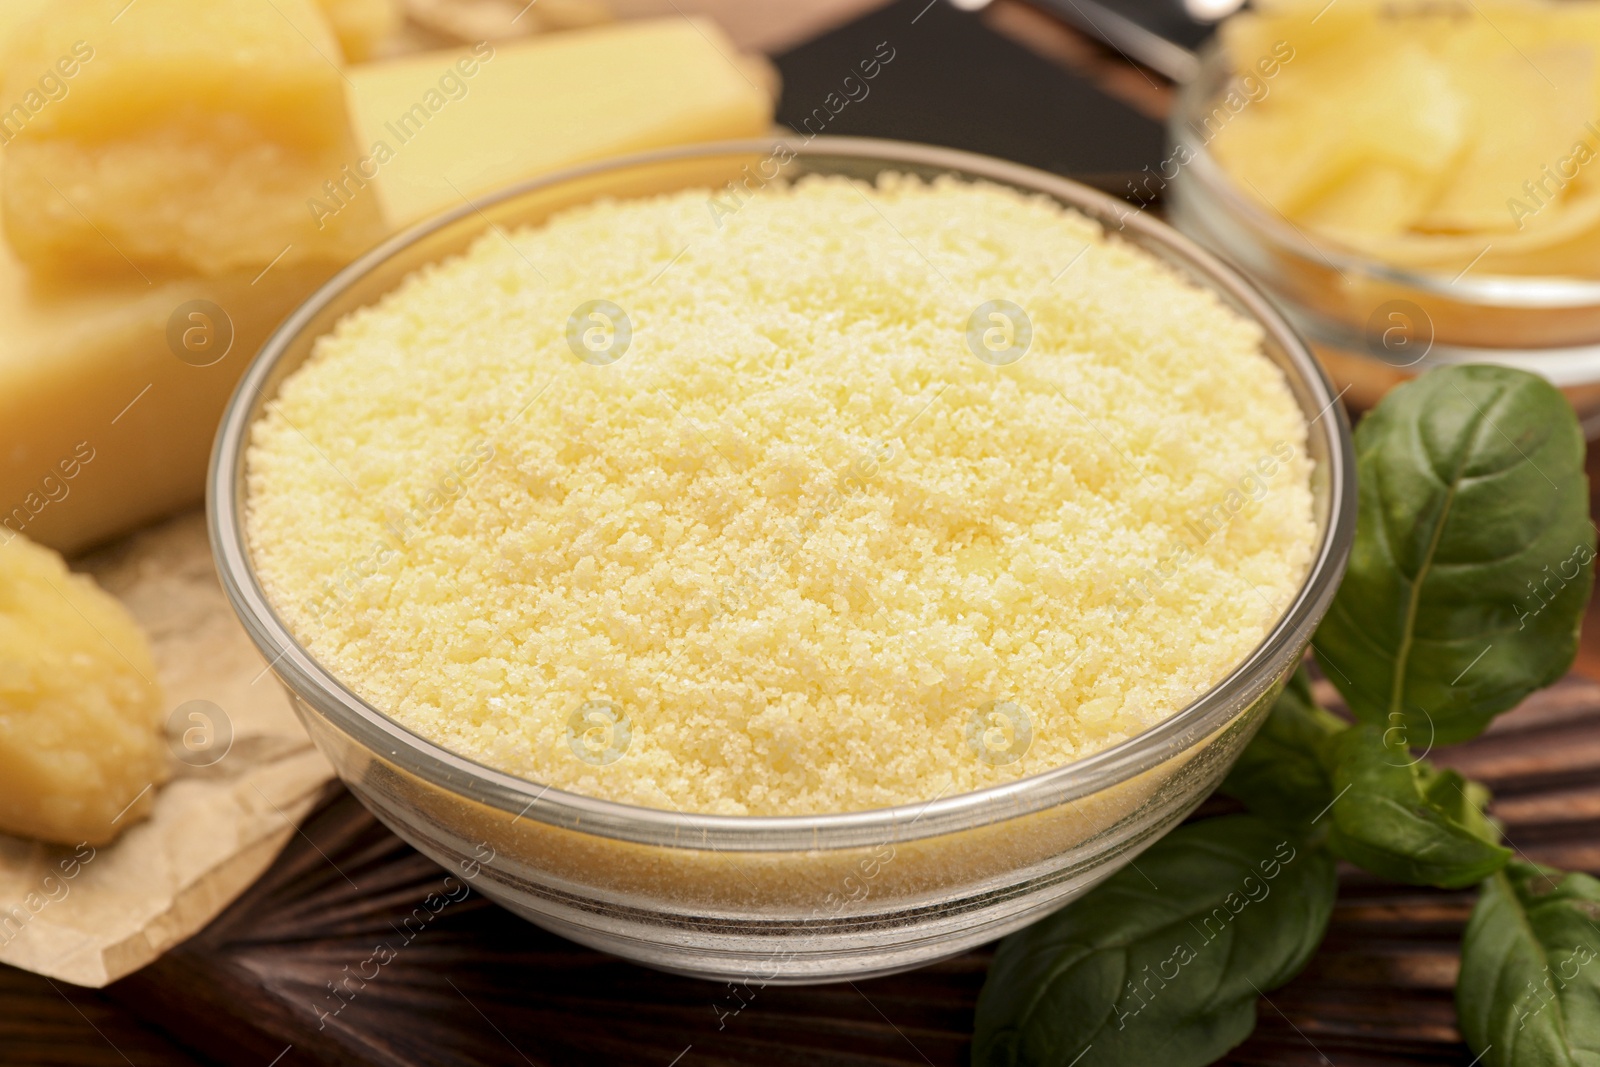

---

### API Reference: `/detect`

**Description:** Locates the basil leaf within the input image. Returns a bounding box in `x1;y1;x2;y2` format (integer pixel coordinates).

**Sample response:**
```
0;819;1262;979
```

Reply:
1315;365;1595;745
973;815;1336;1067
1418;766;1500;847
1324;724;1510;888
1220;667;1347;830
1458;861;1600;1067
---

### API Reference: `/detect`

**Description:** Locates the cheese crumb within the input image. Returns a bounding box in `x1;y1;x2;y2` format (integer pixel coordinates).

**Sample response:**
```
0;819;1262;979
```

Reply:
246;174;1316;816
0;534;166;845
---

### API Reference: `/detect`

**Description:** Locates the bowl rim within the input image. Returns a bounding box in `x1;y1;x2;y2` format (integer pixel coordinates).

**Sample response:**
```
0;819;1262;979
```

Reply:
1169;39;1600;309
208;135;1357;852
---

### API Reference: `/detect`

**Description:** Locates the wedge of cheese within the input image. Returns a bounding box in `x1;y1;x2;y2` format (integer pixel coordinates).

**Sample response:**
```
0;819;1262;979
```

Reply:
0;19;774;553
1;0;386;277
346;18;774;226
0;231;340;553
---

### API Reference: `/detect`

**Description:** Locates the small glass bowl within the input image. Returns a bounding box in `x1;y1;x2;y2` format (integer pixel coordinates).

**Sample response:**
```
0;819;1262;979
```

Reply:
209;137;1355;984
1167;43;1600;435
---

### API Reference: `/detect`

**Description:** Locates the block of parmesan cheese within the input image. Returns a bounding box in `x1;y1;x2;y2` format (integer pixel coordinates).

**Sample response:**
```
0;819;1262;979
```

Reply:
0;232;339;554
0;21;774;553
1;0;386;277
344;18;775;227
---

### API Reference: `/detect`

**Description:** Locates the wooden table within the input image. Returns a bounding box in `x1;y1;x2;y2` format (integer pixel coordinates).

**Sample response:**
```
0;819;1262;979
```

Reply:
9;4;1600;1065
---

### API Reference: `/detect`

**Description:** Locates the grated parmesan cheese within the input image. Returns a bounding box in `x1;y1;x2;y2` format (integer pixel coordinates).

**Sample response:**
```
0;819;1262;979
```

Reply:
245;174;1316;816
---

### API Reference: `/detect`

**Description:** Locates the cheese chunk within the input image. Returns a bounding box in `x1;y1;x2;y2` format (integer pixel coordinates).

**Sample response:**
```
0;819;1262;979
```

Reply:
1417;38;1599;234
1213;0;1600;274
1;0;385;277
1211;38;1467;220
0;230;338;553
0;534;165;846
0;24;774;553
345;19;775;227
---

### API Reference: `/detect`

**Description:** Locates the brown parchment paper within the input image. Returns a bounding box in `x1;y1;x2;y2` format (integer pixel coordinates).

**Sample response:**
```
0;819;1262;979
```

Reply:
0;511;335;987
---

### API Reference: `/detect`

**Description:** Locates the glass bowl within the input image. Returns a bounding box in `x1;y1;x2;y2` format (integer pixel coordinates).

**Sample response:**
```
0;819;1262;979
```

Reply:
208;137;1356;984
1167;43;1600;435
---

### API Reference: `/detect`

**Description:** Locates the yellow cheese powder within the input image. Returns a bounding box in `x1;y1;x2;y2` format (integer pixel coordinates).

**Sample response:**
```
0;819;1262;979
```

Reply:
245;174;1316;816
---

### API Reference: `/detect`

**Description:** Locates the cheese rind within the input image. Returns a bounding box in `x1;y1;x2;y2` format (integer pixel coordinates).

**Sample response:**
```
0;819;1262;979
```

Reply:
0;534;166;846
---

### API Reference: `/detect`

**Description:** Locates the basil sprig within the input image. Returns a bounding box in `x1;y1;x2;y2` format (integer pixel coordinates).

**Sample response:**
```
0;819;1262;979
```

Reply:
1322;725;1510;889
974;815;1336;1067
1314;365;1594;745
1458;862;1600;1067
1221;683;1510;888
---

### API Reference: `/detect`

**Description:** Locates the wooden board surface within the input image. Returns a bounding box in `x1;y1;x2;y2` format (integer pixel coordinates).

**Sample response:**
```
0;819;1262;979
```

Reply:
0;673;1590;1066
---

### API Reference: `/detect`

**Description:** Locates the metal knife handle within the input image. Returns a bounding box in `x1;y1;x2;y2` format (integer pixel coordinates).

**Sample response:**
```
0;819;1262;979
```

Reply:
1021;0;1202;82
